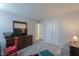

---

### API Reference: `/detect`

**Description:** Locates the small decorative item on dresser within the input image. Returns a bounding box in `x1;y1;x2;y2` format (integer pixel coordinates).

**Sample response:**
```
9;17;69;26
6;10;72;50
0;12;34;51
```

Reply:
3;32;13;39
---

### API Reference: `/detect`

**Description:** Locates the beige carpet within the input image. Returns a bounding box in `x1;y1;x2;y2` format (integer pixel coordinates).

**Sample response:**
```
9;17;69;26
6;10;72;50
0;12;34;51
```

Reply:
17;40;69;56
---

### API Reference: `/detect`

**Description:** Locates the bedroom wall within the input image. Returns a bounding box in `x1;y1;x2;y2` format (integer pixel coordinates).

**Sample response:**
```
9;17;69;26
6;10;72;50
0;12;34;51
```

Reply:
58;11;79;48
58;11;79;55
40;11;79;55
0;10;35;55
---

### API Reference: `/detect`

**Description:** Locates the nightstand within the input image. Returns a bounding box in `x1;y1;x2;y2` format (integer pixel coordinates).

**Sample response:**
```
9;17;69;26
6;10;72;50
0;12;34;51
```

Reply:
70;45;79;56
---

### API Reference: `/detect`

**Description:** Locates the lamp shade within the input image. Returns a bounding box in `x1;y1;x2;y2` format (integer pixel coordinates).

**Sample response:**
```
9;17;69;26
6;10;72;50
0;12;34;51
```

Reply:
73;36;78;41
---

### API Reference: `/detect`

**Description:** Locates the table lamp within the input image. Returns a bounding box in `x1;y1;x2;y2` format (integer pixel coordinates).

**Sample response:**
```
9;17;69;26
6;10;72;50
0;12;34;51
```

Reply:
73;35;79;47
73;36;78;41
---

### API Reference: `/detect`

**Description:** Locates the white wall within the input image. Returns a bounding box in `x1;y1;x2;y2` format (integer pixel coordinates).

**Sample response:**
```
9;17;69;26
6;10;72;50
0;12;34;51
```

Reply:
0;10;35;55
40;11;79;55
58;11;79;48
58;11;79;55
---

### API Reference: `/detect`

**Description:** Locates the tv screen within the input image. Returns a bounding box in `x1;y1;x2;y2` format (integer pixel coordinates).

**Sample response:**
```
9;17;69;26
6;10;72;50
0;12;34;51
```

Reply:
14;28;27;36
14;28;22;36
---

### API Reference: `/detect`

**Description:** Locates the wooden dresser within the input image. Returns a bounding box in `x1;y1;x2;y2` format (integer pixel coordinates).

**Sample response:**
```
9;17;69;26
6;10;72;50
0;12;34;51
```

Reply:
70;46;79;56
69;42;79;56
6;35;33;50
69;39;79;56
18;35;33;50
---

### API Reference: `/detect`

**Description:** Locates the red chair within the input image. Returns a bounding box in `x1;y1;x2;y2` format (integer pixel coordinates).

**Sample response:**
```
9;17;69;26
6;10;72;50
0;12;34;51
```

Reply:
4;36;19;56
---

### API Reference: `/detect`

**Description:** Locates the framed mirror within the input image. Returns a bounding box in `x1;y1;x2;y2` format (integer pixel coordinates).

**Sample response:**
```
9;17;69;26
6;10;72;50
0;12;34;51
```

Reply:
13;21;27;36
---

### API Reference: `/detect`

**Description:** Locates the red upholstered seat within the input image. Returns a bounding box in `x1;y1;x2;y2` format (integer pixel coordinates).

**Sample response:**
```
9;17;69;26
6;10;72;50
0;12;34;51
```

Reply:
4;37;19;56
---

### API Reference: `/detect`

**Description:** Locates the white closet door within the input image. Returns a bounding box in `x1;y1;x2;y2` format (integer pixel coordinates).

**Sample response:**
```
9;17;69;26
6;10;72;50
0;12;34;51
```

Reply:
46;19;61;46
46;20;53;43
40;18;61;46
51;20;60;45
40;19;47;42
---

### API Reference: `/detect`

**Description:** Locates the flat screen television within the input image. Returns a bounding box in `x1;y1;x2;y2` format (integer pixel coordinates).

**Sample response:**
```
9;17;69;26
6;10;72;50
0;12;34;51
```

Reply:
14;28;27;36
14;28;22;36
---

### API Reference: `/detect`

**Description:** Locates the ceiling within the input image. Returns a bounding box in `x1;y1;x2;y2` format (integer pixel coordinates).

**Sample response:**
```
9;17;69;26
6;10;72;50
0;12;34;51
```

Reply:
0;3;79;20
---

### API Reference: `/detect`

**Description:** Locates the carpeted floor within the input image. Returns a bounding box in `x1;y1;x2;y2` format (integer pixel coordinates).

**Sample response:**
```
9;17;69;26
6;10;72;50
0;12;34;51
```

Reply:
17;40;69;56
